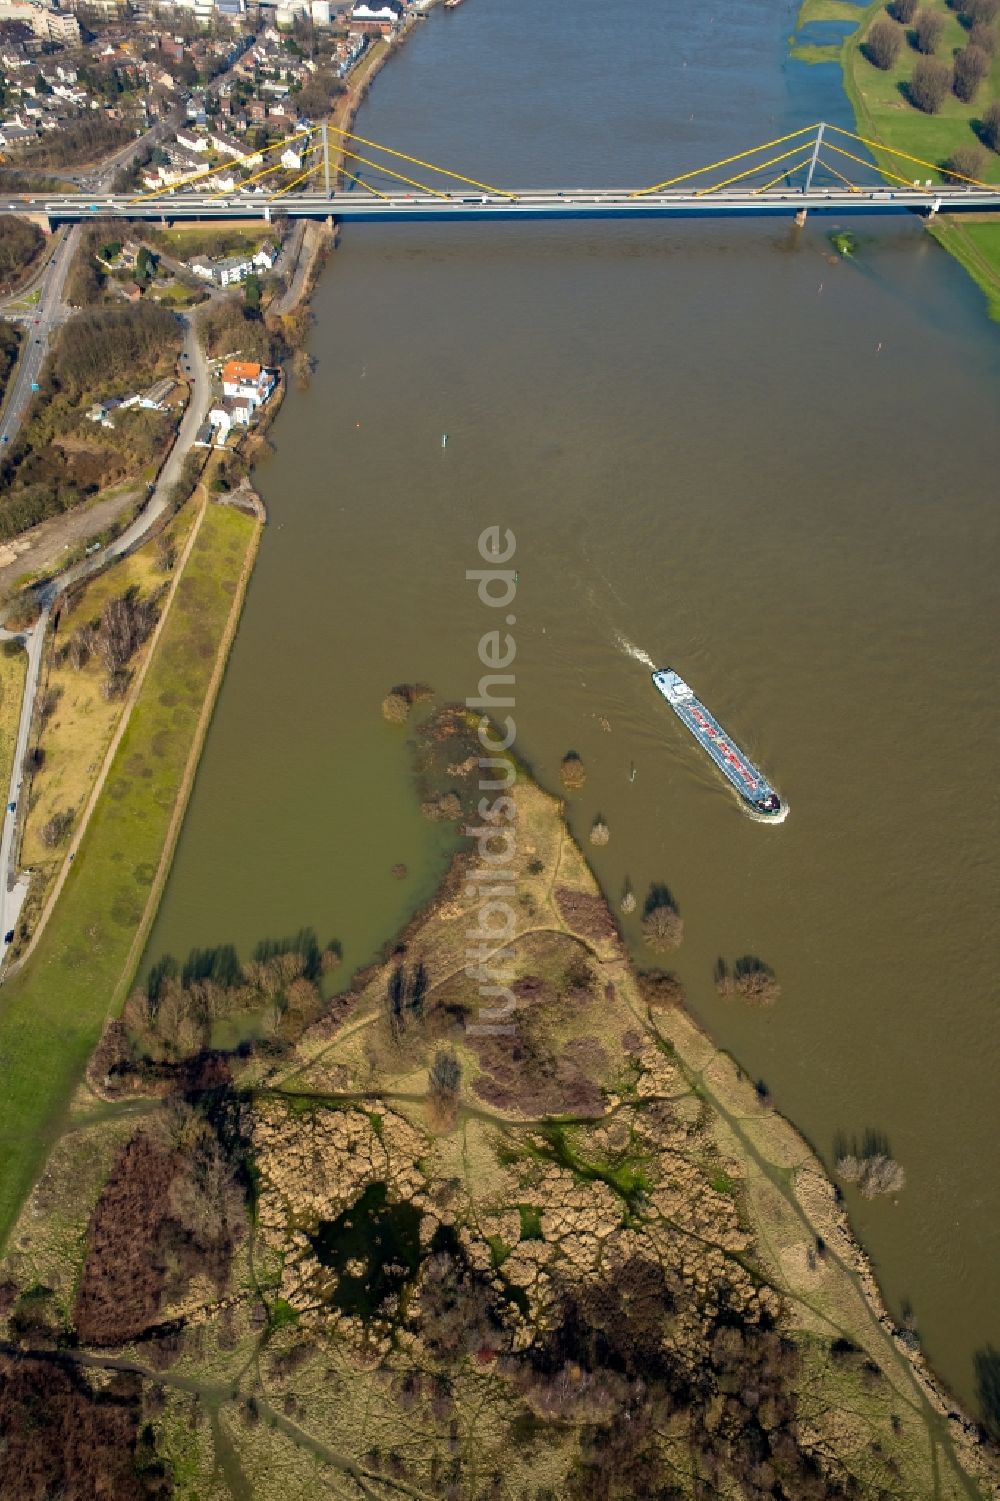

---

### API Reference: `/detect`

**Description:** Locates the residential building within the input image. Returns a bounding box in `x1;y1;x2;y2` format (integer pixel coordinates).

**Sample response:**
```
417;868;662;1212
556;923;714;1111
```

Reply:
220;359;275;409
175;126;208;153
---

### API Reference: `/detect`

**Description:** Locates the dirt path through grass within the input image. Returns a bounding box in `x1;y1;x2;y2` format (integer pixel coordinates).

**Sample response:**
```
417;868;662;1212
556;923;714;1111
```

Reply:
11;497;210;977
0;501;262;1253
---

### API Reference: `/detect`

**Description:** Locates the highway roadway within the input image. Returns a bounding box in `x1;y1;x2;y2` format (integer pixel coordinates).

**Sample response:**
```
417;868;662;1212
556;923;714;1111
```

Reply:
0;226;77;450
2;182;999;225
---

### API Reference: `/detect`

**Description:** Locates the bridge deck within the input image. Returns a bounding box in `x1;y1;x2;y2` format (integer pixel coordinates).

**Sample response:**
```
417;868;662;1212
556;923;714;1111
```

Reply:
2;185;998;225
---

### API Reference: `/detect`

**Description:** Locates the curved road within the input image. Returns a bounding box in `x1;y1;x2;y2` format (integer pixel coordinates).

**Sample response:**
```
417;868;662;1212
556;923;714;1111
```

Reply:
0;311;213;964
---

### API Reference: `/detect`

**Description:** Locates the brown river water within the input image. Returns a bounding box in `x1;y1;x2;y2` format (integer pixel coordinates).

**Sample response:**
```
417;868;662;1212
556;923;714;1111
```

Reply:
145;0;1000;1409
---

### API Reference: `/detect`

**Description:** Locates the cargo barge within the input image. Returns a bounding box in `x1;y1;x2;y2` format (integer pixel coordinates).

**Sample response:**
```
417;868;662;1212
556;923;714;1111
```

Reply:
652;668;785;821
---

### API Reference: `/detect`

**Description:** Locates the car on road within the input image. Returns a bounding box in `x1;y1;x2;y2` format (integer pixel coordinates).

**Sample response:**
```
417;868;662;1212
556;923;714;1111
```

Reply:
7;803;14;812
30;382;39;391
3;932;13;945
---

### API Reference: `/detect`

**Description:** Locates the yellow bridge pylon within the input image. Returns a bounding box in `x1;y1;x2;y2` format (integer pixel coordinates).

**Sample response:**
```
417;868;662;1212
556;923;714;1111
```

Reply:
127;116;1000;206
633;119;1000;197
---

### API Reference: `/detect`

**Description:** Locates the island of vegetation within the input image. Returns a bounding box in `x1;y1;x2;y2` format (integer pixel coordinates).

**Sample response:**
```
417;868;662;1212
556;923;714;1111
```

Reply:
0;704;996;1501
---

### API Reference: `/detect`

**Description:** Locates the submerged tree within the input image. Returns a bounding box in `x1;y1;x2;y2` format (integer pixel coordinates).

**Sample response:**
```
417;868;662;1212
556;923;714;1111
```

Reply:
641;885;683;952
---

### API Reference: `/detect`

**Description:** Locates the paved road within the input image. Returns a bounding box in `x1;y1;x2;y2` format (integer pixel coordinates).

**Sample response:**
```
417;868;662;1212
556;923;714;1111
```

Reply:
0;310;212;974
1;182;990;225
0;613;48;946
0;225;77;449
42;312;211;601
0;115;176;450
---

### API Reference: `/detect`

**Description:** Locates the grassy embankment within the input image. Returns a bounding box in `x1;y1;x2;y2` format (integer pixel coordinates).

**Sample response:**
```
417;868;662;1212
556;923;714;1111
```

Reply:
146;226;276;261
16;500;201;927
793;0;1000;316
0;497;262;1251
0;643;27;802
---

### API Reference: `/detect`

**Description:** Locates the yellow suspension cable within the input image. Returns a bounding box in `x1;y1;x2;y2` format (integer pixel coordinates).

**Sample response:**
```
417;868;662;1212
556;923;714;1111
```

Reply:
825;122;1000;191
696;141;817;197
273;161;321;199
339;167;391;200
324;121;516;199
632;123;818;197
129;125;318;203
822;139;915;190
753;151;815;194
336;142;449;199
811;155;862;193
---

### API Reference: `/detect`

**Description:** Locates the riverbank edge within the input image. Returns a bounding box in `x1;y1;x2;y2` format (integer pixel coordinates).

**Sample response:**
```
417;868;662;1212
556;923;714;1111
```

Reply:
823;0;1000;319
111;501;264;1015
0;499;263;1254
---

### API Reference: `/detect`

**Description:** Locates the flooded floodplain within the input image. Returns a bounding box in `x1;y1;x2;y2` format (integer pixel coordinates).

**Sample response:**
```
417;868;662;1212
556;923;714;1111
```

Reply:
145;0;1000;1409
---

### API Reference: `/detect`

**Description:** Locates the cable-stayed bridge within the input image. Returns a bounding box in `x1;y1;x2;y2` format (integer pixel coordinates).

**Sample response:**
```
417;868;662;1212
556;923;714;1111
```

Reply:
3;121;999;228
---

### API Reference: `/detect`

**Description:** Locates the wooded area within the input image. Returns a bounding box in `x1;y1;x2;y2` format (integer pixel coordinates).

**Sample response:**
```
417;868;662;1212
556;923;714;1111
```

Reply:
0;304;182;538
0;217;44;292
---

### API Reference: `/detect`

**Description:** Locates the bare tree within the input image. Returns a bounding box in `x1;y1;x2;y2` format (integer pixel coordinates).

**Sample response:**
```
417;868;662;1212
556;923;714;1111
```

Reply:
944;143;987;180
953;43;990;99
913;8;945;50
968;20;997;52
984;101;1000;151
40;806;74;847
92;589;159;675
641;886;684;952
429;1050;461;1127
909;57;952;110
865;18;903;67
890;0;918;20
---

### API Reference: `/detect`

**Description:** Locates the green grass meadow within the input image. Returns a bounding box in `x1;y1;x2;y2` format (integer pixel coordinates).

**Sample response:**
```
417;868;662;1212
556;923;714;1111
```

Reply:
0;502;259;1251
792;0;1000;314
